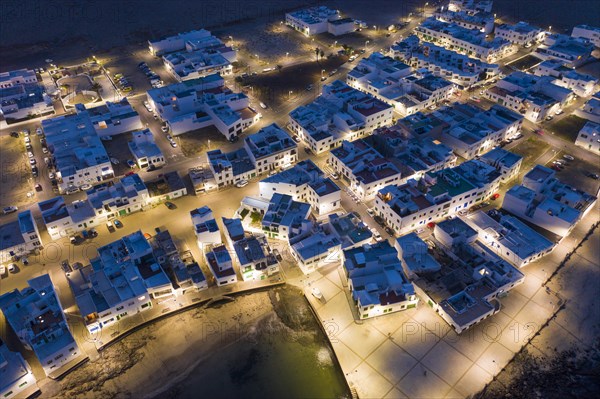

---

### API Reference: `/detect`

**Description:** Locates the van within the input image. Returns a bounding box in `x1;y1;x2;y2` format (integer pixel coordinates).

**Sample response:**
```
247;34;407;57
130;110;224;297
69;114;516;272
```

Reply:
106;221;115;232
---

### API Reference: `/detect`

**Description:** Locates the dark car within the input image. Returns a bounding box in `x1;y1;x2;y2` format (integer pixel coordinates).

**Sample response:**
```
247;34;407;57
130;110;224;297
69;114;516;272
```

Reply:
373;215;385;226
89;228;98;238
304;147;313;154
114;219;123;228
10;131;19;138
385;226;395;236
165;201;177;210
61;260;72;274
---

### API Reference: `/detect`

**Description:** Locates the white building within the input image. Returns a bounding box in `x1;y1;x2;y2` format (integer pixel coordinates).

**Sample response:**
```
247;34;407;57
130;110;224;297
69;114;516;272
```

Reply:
329;125;455;200
42;112;114;193
484;71;574;123
39;173;149;240
533;59;598;98
233;234;279;281
259;159;341;216
289;230;341;274
535;33;594;68
391;36;501;88
0;274;81;377
399;102;523;159
0;341;38;399
148;29;213;55
147;74;259;139
0;211;42;264
244;123;298;174
0;69;54;123
448;0;493;14
162;32;237;81
205;245;237;286
478;147;523;183
463;211;555;267
289;80;394;154
575;121;600;154
495;22;545;46
67;230;174;333
571;24;600;48
575;92;600;123
415;17;515;63
77;98;143;137
285;6;354;37
207;148;256;188
347;53;455;115
128;129;165;169
395;233;441;279
408;218;525;334
191;206;221;248
375;159;502;236
262;193;311;241
503;165;597;237
145;171;188;204
343;241;418;319
434;9;495;34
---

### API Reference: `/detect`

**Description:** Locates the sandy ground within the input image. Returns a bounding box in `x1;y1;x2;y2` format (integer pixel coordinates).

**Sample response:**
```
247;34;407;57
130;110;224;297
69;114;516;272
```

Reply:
35;285;338;399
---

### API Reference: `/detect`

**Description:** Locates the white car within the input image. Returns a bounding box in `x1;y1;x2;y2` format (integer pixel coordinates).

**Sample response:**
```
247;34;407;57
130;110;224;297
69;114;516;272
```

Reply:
8;263;17;273
259;102;267;109
331;172;340;180
0;265;6;276
170;141;178;148
27;151;34;158
80;183;93;191
24;136;30;144
366;208;375;216
110;158;120;165
311;287;323;300
235;180;249;188
161;126;169;133
3;206;18;214
563;154;575;161
143;101;153;112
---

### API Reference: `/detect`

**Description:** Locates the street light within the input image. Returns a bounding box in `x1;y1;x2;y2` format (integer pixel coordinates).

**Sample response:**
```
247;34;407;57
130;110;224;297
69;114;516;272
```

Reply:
321;69;325;79
365;40;370;51
289;90;293;99
286;52;289;58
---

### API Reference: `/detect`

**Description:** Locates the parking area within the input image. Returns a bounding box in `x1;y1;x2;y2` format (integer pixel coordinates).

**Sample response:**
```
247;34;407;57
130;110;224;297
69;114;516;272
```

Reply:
0;135;36;210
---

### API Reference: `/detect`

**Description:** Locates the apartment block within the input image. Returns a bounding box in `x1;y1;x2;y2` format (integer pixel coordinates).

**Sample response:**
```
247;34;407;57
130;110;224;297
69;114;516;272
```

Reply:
147;74;259;139
391;36;500;88
262;193;311;241
259;159;341;215
41;112;114;193
0;69;54;122
207;148;256;187
502;165;597;236
448;0;493;14
571;24;600;47
206;245;237;286
533;59;598;97
484;71;574;122
343;241;418;319
375;159;502;236
289;80;393;154
415;17;515;62
285;6;354;37
0;275;81;376
399;102;523;159
77;98;143;137
434;9;494;34
463;211;555;267
329;124;455;200
347;53;455;115
478;147;523;183
575;121;600;154
395;233;442;279
128;129;165;169
233;233;279;281
0;211;42;264
67;231;174;333
191;206;222;248
244;123;298;174
0;340;38;399
495;22;545;45
405;218;524;334
535;33;594;68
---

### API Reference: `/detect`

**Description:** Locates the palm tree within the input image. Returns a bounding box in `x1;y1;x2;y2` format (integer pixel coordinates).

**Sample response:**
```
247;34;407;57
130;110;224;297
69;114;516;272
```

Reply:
315;47;320;62
320;49;325;60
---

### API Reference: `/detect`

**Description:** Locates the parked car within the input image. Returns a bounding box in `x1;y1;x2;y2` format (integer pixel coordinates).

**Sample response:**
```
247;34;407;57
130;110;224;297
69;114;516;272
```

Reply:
143;101;153;112
170;141;178;148
331;172;339;180
0;264;6;276
27;151;34;158
35;184;43;192
311;287;323;300
65;186;80;194
292;135;301;143
165;201;177;210
304;147;312;154
61;260;72;273
235;180;249;188
3;206;18;215
161;125;169;133
114;219;123;228
110;157;120;165
29;158;36;166
31;166;38;177
10;131;19;138
8;263;17;273
259;102;267;109
80;183;93;191
366;208;374;216
106;220;115;232
385;226;395;236
373;215;385;226
563;154;575;161
127;160;137;168
585;172;599;180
